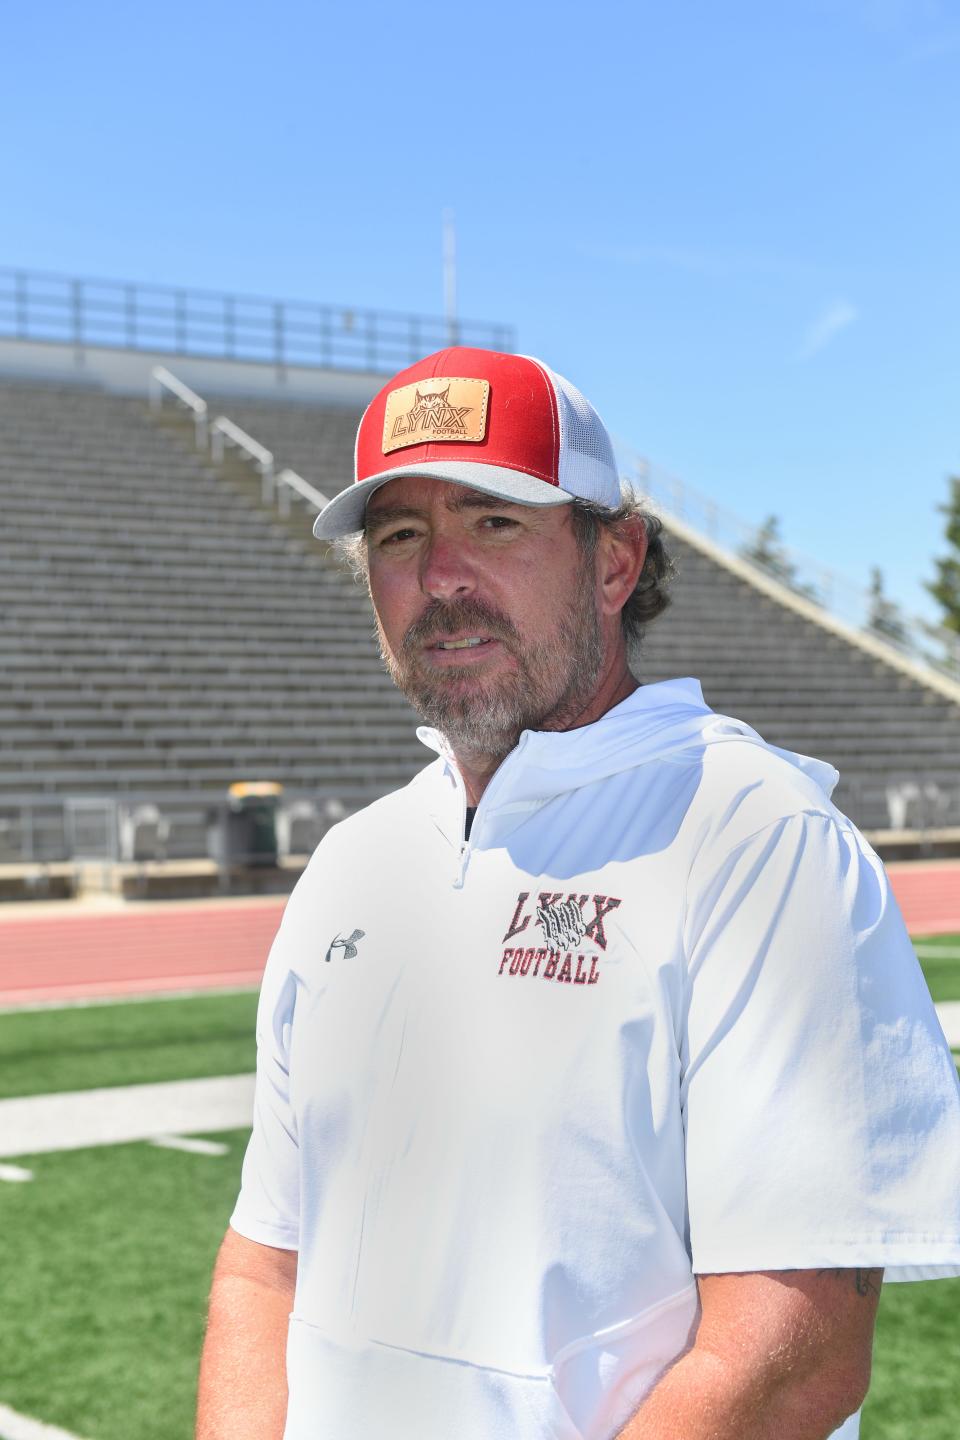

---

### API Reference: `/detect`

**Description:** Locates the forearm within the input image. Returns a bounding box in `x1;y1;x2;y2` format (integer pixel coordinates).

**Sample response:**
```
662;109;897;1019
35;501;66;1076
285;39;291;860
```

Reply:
614;1345;856;1440
196;1230;296;1440
614;1269;879;1440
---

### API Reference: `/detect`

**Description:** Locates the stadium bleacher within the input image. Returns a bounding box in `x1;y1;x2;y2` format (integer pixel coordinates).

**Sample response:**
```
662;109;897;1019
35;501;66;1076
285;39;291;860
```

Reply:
1;358;959;886
641;543;960;833
0;380;423;867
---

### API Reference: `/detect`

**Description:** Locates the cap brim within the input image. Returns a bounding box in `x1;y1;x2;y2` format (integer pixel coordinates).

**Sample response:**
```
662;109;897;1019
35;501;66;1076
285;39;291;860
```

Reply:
312;461;574;540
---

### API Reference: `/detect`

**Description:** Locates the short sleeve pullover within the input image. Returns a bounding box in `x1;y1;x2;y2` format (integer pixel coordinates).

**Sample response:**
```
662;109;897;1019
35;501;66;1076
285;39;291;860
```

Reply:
682;809;960;1280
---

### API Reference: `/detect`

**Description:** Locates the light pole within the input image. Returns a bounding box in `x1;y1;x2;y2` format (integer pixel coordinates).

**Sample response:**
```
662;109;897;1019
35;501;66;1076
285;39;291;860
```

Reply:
442;208;458;344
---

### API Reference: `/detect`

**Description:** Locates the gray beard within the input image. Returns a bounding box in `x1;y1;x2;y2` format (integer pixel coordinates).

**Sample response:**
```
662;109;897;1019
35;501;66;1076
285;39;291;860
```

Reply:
375;562;603;763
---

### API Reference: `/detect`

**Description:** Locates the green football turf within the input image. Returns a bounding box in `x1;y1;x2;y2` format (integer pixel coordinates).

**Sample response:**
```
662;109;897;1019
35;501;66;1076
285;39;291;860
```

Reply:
862;1276;960;1438
0;990;258;1100
914;934;960;1003
0;1128;248;1440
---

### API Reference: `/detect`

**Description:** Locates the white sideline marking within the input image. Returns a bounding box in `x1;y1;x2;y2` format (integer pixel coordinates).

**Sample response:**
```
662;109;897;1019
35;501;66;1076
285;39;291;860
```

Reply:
0;1074;254;1159
914;944;960;960
936;1000;960;1048
149;1133;230;1156
0;1163;33;1183
0;1402;86;1439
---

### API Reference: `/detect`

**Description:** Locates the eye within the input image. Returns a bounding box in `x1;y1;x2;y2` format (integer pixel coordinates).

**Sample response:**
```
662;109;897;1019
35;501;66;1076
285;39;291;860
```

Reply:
377;526;420;546
480;514;519;531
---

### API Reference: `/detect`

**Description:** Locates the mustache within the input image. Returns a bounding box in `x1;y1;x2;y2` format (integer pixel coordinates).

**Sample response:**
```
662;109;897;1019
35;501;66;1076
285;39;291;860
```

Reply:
401;598;521;654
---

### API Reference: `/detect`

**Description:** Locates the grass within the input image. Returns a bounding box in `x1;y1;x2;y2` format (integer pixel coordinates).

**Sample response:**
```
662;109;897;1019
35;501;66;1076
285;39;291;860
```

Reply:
0;1129;248;1440
914;933;960;1003
863;1277;960;1438
0;990;258;1100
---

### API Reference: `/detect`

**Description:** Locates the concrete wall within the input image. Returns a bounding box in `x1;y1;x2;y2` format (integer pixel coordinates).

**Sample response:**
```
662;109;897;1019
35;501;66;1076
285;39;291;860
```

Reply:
0;337;382;408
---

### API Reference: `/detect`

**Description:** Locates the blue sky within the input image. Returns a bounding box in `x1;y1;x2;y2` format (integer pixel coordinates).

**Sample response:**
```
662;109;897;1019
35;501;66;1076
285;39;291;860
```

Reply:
4;0;959;624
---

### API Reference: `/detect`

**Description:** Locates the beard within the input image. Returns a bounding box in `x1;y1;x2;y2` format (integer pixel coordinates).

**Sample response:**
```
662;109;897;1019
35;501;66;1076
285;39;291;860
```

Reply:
375;557;603;761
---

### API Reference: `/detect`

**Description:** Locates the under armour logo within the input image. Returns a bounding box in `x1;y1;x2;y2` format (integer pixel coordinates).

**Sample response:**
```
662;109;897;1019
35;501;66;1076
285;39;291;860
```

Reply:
324;928;365;962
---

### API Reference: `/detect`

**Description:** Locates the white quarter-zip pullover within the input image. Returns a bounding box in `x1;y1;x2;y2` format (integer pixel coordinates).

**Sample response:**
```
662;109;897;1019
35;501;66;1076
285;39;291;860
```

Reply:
231;678;960;1440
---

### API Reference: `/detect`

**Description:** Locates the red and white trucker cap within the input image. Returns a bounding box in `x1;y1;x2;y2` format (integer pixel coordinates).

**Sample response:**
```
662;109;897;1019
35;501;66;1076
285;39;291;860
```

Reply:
312;346;622;539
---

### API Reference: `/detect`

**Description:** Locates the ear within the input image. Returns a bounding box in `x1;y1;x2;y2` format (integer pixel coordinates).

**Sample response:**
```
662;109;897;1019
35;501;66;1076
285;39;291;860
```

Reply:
597;516;648;618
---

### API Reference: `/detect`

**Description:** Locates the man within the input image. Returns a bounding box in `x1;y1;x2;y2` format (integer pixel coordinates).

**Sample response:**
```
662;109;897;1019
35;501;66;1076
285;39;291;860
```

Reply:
197;349;960;1440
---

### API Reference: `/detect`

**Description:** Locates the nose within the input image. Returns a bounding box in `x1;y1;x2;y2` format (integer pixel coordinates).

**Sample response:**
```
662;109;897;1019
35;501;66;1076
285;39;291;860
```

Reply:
420;531;477;602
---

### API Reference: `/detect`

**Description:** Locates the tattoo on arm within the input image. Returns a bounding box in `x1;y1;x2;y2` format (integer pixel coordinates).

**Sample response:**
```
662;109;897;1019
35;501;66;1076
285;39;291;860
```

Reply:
814;1267;883;1298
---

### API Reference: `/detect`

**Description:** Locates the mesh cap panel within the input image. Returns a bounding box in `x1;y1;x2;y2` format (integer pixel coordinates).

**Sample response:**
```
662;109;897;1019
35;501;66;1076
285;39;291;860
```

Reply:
525;356;620;507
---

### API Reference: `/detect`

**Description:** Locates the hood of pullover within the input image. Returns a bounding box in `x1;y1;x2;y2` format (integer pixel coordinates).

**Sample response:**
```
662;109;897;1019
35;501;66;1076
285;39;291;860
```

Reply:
417;678;839;841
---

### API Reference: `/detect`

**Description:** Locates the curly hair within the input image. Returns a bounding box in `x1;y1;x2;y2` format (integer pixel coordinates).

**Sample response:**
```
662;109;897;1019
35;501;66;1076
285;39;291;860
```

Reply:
331;491;675;647
568;494;675;646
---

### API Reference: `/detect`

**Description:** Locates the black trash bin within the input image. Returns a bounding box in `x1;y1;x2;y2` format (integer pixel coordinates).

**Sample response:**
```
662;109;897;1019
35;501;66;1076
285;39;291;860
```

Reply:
223;781;283;868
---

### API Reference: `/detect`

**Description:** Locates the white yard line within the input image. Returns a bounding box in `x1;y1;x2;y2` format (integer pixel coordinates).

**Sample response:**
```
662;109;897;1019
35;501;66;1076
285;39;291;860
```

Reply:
914;944;960;960
149;1134;230;1156
0;1074;254;1159
0;1403;86;1440
0;1163;33;1183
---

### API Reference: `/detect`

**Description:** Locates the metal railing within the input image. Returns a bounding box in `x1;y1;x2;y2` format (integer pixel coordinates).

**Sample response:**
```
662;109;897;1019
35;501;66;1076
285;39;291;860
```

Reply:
149;365;207;444
211;417;275;502
617;442;960;684
151;366;327;516
276;467;328;517
0;266;515;373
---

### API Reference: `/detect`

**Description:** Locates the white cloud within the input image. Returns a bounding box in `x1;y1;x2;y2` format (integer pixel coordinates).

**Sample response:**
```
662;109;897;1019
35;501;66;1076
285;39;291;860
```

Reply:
797;300;858;360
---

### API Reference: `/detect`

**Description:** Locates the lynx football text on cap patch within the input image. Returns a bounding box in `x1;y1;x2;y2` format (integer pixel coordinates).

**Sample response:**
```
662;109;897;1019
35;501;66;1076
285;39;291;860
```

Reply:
382;377;490;455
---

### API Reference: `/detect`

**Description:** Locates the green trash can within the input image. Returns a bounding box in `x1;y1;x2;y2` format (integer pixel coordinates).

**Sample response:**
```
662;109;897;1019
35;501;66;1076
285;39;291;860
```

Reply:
225;781;283;867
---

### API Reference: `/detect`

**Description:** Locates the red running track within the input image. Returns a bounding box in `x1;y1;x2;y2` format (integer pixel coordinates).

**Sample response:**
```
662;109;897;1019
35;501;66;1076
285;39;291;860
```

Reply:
0;864;957;1006
887;862;960;937
0;900;286;1005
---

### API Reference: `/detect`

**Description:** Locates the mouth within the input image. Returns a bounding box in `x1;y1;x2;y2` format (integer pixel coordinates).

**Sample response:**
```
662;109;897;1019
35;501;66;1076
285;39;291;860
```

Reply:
417;634;506;669
430;636;495;651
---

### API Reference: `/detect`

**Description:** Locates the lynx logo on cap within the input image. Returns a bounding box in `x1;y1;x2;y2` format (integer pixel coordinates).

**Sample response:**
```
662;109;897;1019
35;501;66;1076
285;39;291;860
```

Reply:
382;376;490;455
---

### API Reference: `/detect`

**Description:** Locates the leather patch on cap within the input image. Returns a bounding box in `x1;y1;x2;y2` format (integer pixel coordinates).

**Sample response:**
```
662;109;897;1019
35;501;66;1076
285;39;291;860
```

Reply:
382;377;490;454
